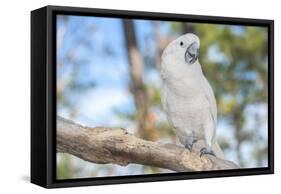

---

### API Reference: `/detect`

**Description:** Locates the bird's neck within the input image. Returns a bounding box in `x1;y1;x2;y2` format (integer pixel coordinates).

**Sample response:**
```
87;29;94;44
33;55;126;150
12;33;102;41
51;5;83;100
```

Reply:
161;60;203;83
192;60;203;75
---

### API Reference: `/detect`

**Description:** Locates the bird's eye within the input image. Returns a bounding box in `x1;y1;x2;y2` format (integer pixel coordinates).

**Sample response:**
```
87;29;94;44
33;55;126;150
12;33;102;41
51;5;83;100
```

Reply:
180;41;184;47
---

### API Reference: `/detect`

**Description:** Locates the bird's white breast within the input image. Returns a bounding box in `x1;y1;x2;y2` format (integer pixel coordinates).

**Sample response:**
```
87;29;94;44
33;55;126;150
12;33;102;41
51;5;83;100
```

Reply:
162;75;209;140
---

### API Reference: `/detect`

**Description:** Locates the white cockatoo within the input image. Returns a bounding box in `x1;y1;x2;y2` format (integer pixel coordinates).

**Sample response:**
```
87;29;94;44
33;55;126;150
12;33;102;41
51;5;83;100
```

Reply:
160;33;224;159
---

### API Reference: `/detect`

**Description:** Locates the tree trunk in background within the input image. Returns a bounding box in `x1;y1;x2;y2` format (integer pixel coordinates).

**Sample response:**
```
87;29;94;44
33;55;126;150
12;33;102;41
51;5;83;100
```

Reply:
233;103;246;167
154;21;165;71
233;111;242;165
122;19;159;141
182;23;195;34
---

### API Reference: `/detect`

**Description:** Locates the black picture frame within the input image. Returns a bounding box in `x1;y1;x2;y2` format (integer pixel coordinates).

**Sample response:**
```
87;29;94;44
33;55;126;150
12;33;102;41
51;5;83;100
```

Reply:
31;5;274;188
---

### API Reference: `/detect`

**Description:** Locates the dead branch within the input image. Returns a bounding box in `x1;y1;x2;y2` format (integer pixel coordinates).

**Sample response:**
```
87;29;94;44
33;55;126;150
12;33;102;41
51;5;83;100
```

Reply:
57;116;239;172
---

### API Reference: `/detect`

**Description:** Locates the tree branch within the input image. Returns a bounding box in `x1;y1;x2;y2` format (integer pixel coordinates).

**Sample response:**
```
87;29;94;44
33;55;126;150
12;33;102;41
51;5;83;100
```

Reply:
57;117;239;172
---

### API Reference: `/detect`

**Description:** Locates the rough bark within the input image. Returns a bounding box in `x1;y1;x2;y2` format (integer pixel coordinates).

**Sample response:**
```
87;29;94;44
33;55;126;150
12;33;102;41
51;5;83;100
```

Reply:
57;117;239;172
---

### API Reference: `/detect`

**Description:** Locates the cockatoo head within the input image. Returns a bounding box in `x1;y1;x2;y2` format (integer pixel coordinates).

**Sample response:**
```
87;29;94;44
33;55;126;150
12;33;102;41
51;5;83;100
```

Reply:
160;33;200;79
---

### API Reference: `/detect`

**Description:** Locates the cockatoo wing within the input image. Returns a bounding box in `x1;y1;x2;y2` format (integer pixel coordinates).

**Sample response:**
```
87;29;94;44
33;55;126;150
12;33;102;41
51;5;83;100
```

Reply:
201;76;217;126
201;75;225;159
161;83;168;112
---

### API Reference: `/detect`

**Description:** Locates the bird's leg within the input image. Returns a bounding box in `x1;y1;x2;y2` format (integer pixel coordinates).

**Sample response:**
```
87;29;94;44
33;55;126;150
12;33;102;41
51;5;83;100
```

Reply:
184;136;197;151
200;120;216;157
200;146;215;157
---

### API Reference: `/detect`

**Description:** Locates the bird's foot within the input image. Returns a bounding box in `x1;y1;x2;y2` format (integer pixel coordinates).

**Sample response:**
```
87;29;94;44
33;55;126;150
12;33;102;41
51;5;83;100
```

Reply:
185;139;197;151
200;147;216;157
185;143;193;151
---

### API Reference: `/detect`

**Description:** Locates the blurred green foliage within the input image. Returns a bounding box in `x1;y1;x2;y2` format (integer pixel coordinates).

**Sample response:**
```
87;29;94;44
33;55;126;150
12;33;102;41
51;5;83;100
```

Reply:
57;154;82;179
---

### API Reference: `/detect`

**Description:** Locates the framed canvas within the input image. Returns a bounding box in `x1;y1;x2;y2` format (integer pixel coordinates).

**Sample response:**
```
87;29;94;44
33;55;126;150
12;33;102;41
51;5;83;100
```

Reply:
31;5;274;188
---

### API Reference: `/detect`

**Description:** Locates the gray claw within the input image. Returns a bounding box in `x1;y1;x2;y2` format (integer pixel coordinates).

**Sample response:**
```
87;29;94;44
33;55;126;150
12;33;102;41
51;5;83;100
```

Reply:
200;147;216;157
185;139;197;151
185;143;193;151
